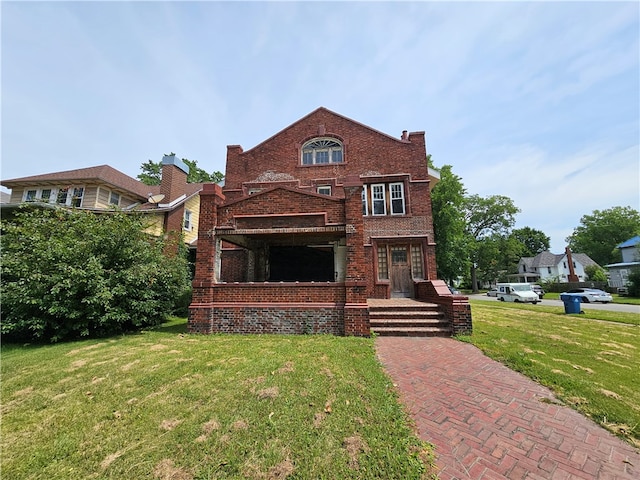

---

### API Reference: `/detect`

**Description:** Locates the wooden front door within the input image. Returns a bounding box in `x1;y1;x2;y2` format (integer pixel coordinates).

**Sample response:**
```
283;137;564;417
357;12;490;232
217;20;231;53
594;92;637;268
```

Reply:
390;246;413;298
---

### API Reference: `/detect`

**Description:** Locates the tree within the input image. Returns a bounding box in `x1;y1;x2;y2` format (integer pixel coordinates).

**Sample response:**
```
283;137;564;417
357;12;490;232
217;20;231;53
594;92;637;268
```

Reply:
463;194;520;292
510;227;550;257
627;267;640;297
137;159;162;185
566;206;640;266
430;164;469;284
138;156;224;185
584;265;608;282
0;206;192;342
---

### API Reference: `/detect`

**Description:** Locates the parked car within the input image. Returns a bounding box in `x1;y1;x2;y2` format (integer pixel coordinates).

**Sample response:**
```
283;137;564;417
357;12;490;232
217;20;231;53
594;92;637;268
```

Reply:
563;288;613;303
531;284;545;299
486;288;499;297
448;285;461;295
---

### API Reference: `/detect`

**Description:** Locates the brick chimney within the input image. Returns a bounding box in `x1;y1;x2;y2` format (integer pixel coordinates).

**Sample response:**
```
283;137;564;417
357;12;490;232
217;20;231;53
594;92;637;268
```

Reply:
160;154;189;203
565;246;579;282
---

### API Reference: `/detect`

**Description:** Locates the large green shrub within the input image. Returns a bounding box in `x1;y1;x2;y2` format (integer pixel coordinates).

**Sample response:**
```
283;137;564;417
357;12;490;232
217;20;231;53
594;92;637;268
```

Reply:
627;267;640;297
1;206;191;342
584;264;608;282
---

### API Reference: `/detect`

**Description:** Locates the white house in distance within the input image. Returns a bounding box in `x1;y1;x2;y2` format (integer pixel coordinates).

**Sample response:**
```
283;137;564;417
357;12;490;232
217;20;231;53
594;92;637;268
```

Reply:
605;236;640;290
512;250;599;283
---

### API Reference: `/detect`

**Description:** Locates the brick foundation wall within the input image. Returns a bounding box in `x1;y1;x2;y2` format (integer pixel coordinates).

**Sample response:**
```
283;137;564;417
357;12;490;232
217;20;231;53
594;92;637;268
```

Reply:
190;304;345;335
344;304;370;336
189;282;351;335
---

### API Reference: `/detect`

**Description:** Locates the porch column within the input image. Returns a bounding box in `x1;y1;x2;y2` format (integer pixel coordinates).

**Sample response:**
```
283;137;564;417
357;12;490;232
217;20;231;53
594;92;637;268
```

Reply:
343;175;370;336
189;183;225;333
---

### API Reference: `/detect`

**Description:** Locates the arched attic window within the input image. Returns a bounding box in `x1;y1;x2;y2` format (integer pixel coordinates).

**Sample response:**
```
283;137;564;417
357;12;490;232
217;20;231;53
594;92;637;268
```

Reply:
301;138;343;165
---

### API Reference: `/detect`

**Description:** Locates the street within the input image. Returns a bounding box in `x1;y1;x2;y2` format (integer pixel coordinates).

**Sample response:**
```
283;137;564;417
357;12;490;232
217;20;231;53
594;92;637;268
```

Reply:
469;294;640;315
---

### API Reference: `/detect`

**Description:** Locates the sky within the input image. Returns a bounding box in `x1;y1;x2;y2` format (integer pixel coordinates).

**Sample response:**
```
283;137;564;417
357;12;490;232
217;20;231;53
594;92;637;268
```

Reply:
2;1;638;253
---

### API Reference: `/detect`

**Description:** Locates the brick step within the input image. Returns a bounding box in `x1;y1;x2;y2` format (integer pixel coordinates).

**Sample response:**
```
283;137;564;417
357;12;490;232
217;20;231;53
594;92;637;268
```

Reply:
372;326;453;337
369;310;444;320
367;300;453;337
368;304;440;313
370;318;449;327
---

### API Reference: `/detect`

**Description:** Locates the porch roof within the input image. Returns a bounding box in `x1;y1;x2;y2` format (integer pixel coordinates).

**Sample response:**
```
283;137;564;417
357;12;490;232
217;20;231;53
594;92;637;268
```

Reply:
216;225;346;247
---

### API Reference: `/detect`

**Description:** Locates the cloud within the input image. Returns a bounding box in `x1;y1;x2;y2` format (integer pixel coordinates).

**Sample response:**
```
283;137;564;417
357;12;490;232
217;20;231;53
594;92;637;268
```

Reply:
458;140;639;251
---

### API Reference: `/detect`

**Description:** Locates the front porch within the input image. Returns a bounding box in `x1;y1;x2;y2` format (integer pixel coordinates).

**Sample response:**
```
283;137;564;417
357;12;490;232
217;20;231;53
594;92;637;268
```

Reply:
188;280;472;337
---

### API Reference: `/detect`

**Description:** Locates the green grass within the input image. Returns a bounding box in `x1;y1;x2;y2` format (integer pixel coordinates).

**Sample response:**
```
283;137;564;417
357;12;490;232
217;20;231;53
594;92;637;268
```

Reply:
1;318;435;480
461;300;640;446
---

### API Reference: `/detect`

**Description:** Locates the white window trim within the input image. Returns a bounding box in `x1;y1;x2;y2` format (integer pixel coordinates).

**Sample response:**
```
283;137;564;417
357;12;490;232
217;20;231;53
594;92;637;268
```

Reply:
301;137;344;165
22;188;54;203
362;185;369;216
183;209;193;231
317;186;331;195
389;182;405;215
371;183;386;216
109;190;121;206
22;189;37;202
52;186;85;207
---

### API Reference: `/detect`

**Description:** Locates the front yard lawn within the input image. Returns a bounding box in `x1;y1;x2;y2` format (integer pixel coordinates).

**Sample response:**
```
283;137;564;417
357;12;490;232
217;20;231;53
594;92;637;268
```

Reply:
463;300;640;446
1;320;435;479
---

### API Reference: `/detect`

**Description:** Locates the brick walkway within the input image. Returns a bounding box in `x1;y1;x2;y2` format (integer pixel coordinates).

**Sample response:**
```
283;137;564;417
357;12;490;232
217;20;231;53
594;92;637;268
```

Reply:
376;337;639;479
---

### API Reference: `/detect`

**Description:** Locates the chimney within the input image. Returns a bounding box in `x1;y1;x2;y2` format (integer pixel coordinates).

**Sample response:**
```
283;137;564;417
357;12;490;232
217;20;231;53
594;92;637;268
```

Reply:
160;154;190;203
401;130;408;141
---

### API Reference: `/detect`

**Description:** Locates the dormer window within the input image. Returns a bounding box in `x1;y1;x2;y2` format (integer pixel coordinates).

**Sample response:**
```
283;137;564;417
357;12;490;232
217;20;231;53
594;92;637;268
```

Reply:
301;138;343;165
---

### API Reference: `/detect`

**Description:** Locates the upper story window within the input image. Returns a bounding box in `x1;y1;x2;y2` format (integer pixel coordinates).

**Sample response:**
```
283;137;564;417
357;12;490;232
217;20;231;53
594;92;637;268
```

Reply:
56;187;84;207
362;182;407;217
22;188;52;202
183;209;193;231
109;191;121;206
371;184;386;216
389;182;405;215
317;186;331;195
301;138;343;165
22;187;82;206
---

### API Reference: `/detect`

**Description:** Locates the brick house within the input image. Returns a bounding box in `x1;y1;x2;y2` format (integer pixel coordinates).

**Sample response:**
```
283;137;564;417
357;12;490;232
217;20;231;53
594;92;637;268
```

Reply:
189;107;472;337
1;154;202;250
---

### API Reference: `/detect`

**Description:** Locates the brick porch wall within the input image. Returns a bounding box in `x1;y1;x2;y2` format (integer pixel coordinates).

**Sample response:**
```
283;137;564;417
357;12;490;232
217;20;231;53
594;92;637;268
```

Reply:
190;304;345;335
189;282;348;335
415;280;473;335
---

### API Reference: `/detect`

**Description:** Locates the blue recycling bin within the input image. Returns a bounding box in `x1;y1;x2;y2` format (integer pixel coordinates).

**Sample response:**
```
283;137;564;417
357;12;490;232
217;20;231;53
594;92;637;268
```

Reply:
560;294;582;314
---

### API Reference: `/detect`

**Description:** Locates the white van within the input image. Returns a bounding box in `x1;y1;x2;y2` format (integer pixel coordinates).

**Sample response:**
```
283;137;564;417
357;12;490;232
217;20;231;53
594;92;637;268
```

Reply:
496;283;540;304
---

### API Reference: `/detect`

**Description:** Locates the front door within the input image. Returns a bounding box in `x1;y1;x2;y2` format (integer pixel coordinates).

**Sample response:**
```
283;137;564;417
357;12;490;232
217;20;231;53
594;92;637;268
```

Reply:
390;246;413;298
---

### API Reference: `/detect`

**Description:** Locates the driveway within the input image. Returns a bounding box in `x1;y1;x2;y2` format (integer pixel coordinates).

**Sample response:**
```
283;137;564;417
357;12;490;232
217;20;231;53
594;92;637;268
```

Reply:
376;337;639;479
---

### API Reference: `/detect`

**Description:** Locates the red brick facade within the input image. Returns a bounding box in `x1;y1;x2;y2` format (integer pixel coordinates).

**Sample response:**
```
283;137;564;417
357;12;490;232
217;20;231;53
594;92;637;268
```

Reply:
189;108;472;336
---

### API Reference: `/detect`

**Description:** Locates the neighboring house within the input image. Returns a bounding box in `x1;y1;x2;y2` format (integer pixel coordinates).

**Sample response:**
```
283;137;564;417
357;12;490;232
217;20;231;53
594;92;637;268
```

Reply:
189;107;471;337
605;236;640;289
0;154;202;249
512;249;599;283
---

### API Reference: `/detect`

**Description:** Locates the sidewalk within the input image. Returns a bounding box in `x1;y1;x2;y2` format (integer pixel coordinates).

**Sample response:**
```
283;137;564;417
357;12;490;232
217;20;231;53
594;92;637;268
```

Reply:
376;337;639;479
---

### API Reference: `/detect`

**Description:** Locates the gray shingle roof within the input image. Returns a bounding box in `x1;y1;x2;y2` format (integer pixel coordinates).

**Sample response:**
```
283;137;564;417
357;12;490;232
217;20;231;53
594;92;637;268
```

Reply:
1;165;152;199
